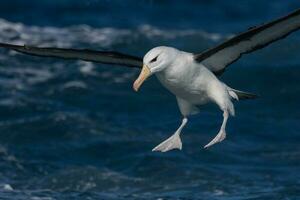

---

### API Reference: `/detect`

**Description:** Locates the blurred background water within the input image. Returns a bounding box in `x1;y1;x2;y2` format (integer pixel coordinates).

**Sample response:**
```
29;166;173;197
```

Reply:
0;0;299;199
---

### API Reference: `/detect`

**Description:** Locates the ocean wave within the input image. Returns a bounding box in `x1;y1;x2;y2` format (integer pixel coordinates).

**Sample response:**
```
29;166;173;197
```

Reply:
0;18;228;49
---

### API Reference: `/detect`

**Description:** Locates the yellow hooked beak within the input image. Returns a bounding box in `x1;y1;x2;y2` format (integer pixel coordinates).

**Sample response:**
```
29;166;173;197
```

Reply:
133;64;151;92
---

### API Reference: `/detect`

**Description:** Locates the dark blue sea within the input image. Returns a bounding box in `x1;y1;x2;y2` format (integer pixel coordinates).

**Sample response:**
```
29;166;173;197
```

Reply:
0;1;299;199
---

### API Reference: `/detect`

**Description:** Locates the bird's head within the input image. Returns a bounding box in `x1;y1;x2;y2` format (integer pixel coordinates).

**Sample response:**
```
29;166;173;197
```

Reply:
133;46;177;91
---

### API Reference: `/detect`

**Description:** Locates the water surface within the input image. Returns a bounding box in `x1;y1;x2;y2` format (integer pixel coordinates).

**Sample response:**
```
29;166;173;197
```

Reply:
0;1;299;199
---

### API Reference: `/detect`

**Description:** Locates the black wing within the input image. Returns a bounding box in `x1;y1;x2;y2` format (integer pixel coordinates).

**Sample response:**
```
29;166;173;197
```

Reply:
194;8;300;75
0;43;142;68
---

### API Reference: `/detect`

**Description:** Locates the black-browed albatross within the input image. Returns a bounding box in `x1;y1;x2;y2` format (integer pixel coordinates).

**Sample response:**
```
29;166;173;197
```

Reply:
0;9;300;152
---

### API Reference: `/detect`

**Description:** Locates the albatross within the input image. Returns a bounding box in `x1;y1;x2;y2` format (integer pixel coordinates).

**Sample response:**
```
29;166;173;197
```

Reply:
0;9;300;152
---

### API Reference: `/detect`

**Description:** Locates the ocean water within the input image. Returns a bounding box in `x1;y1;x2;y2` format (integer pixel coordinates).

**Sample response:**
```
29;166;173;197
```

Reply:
0;0;299;199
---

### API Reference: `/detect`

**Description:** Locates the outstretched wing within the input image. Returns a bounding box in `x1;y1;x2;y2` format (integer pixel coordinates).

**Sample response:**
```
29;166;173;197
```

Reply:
194;9;300;75
0;43;143;68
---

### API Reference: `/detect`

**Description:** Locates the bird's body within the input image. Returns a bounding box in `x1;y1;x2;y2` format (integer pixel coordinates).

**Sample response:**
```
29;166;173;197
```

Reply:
1;8;300;152
142;46;236;151
155;47;231;109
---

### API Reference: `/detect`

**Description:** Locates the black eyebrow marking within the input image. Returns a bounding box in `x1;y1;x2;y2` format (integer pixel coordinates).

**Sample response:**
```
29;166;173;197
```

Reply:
150;55;158;63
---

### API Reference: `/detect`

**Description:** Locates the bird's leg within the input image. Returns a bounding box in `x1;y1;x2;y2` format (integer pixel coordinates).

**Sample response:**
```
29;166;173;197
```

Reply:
204;110;228;148
152;117;188;152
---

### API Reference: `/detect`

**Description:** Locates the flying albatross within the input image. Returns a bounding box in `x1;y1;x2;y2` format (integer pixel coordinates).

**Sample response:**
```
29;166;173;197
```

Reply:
0;9;300;152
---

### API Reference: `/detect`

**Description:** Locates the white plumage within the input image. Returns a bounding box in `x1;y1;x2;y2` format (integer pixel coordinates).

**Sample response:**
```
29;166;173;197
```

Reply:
135;46;237;151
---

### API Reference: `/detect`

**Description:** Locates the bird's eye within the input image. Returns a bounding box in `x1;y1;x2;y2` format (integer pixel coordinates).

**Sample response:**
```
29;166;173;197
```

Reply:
150;56;158;63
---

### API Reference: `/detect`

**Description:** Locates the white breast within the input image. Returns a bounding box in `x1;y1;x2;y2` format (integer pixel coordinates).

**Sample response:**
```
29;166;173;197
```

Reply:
155;52;217;105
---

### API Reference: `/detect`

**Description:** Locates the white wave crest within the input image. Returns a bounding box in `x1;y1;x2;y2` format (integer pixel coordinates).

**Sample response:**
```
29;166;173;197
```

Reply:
0;18;228;49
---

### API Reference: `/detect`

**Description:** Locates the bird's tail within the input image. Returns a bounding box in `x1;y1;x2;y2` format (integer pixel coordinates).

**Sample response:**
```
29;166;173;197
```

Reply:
227;87;258;100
